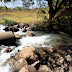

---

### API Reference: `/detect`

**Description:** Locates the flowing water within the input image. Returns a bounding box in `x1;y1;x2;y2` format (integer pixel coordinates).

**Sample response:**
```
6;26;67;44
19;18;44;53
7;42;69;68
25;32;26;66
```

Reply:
0;24;72;72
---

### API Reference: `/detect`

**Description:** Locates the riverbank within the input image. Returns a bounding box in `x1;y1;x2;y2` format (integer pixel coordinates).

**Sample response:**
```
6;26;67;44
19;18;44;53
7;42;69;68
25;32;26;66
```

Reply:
0;7;72;35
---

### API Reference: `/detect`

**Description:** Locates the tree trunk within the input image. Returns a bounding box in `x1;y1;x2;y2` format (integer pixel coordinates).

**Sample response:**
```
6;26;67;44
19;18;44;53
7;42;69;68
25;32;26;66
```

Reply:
48;0;54;20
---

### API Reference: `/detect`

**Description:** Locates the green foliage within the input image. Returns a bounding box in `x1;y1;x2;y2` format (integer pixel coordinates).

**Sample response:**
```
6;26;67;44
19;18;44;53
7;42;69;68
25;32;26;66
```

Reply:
37;9;46;20
4;6;8;11
2;18;17;26
38;9;46;14
15;7;22;11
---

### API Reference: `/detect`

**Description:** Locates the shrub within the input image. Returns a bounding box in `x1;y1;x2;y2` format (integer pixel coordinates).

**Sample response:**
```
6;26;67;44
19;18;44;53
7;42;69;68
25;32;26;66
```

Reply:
4;6;8;11
2;18;17;26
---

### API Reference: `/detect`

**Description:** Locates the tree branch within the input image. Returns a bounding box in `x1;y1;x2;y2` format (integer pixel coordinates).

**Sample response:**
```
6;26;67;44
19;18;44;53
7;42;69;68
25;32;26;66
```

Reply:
55;0;59;10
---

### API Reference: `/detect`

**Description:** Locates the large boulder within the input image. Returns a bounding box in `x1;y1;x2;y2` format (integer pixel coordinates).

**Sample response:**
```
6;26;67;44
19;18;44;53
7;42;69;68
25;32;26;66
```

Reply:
32;61;40;70
19;46;39;64
19;65;37;72
19;46;35;59
0;31;16;45
12;58;28;72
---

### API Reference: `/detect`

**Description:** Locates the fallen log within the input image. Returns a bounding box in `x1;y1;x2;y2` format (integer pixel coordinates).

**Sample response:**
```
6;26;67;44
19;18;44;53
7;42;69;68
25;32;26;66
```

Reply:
0;31;16;45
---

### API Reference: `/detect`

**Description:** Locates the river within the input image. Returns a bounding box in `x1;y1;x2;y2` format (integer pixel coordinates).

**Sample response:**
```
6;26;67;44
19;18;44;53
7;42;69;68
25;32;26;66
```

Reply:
0;24;72;72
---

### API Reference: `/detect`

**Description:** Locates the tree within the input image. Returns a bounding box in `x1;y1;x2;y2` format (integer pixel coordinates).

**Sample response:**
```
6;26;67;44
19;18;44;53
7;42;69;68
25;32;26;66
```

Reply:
22;0;34;9
46;0;71;20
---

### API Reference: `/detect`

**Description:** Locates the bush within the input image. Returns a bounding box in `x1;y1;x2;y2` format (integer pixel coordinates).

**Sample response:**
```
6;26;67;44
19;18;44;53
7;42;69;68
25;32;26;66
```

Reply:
4;6;8;11
37;9;46;18
2;18;17;26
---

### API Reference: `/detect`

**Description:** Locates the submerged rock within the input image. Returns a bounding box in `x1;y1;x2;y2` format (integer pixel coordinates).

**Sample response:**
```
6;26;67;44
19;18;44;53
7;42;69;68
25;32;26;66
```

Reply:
4;47;15;53
14;34;21;39
26;32;36;37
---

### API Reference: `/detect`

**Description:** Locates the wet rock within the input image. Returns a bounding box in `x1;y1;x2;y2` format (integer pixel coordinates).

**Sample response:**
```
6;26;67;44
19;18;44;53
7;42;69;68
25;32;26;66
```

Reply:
0;31;16;45
26;53;38;64
24;24;29;29
12;58;28;72
57;57;64;65
65;55;72;62
69;66;72;72
38;65;51;72
4;47;14;53
13;25;19;32
18;22;25;28
21;28;27;32
26;27;31;31
55;67;64;72
14;34;21;39
19;45;35;59
3;26;9;31
49;47;54;53
2;58;11;66
26;32;35;37
19;65;37;72
9;26;14;32
13;25;18;29
64;66;69;72
3;25;19;32
32;61;40;70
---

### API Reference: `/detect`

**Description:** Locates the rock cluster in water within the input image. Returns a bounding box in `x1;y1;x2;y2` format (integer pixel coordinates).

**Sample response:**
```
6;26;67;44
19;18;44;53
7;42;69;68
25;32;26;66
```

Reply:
0;23;36;45
3;45;72;72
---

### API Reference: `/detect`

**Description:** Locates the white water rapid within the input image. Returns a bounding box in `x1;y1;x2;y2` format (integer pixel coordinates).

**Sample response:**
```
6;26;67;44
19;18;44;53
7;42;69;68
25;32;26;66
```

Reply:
0;24;72;72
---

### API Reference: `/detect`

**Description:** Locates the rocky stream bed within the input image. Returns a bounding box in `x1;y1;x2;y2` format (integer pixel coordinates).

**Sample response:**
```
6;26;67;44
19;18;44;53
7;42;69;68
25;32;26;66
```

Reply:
0;24;72;72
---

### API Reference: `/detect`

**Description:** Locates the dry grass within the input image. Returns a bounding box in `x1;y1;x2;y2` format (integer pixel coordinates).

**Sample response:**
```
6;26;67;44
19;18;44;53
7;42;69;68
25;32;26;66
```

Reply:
0;8;49;24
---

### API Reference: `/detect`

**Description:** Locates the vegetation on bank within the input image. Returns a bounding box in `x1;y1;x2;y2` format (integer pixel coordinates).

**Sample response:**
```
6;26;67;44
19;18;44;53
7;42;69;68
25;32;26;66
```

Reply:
0;7;49;25
0;0;72;35
2;18;17;26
